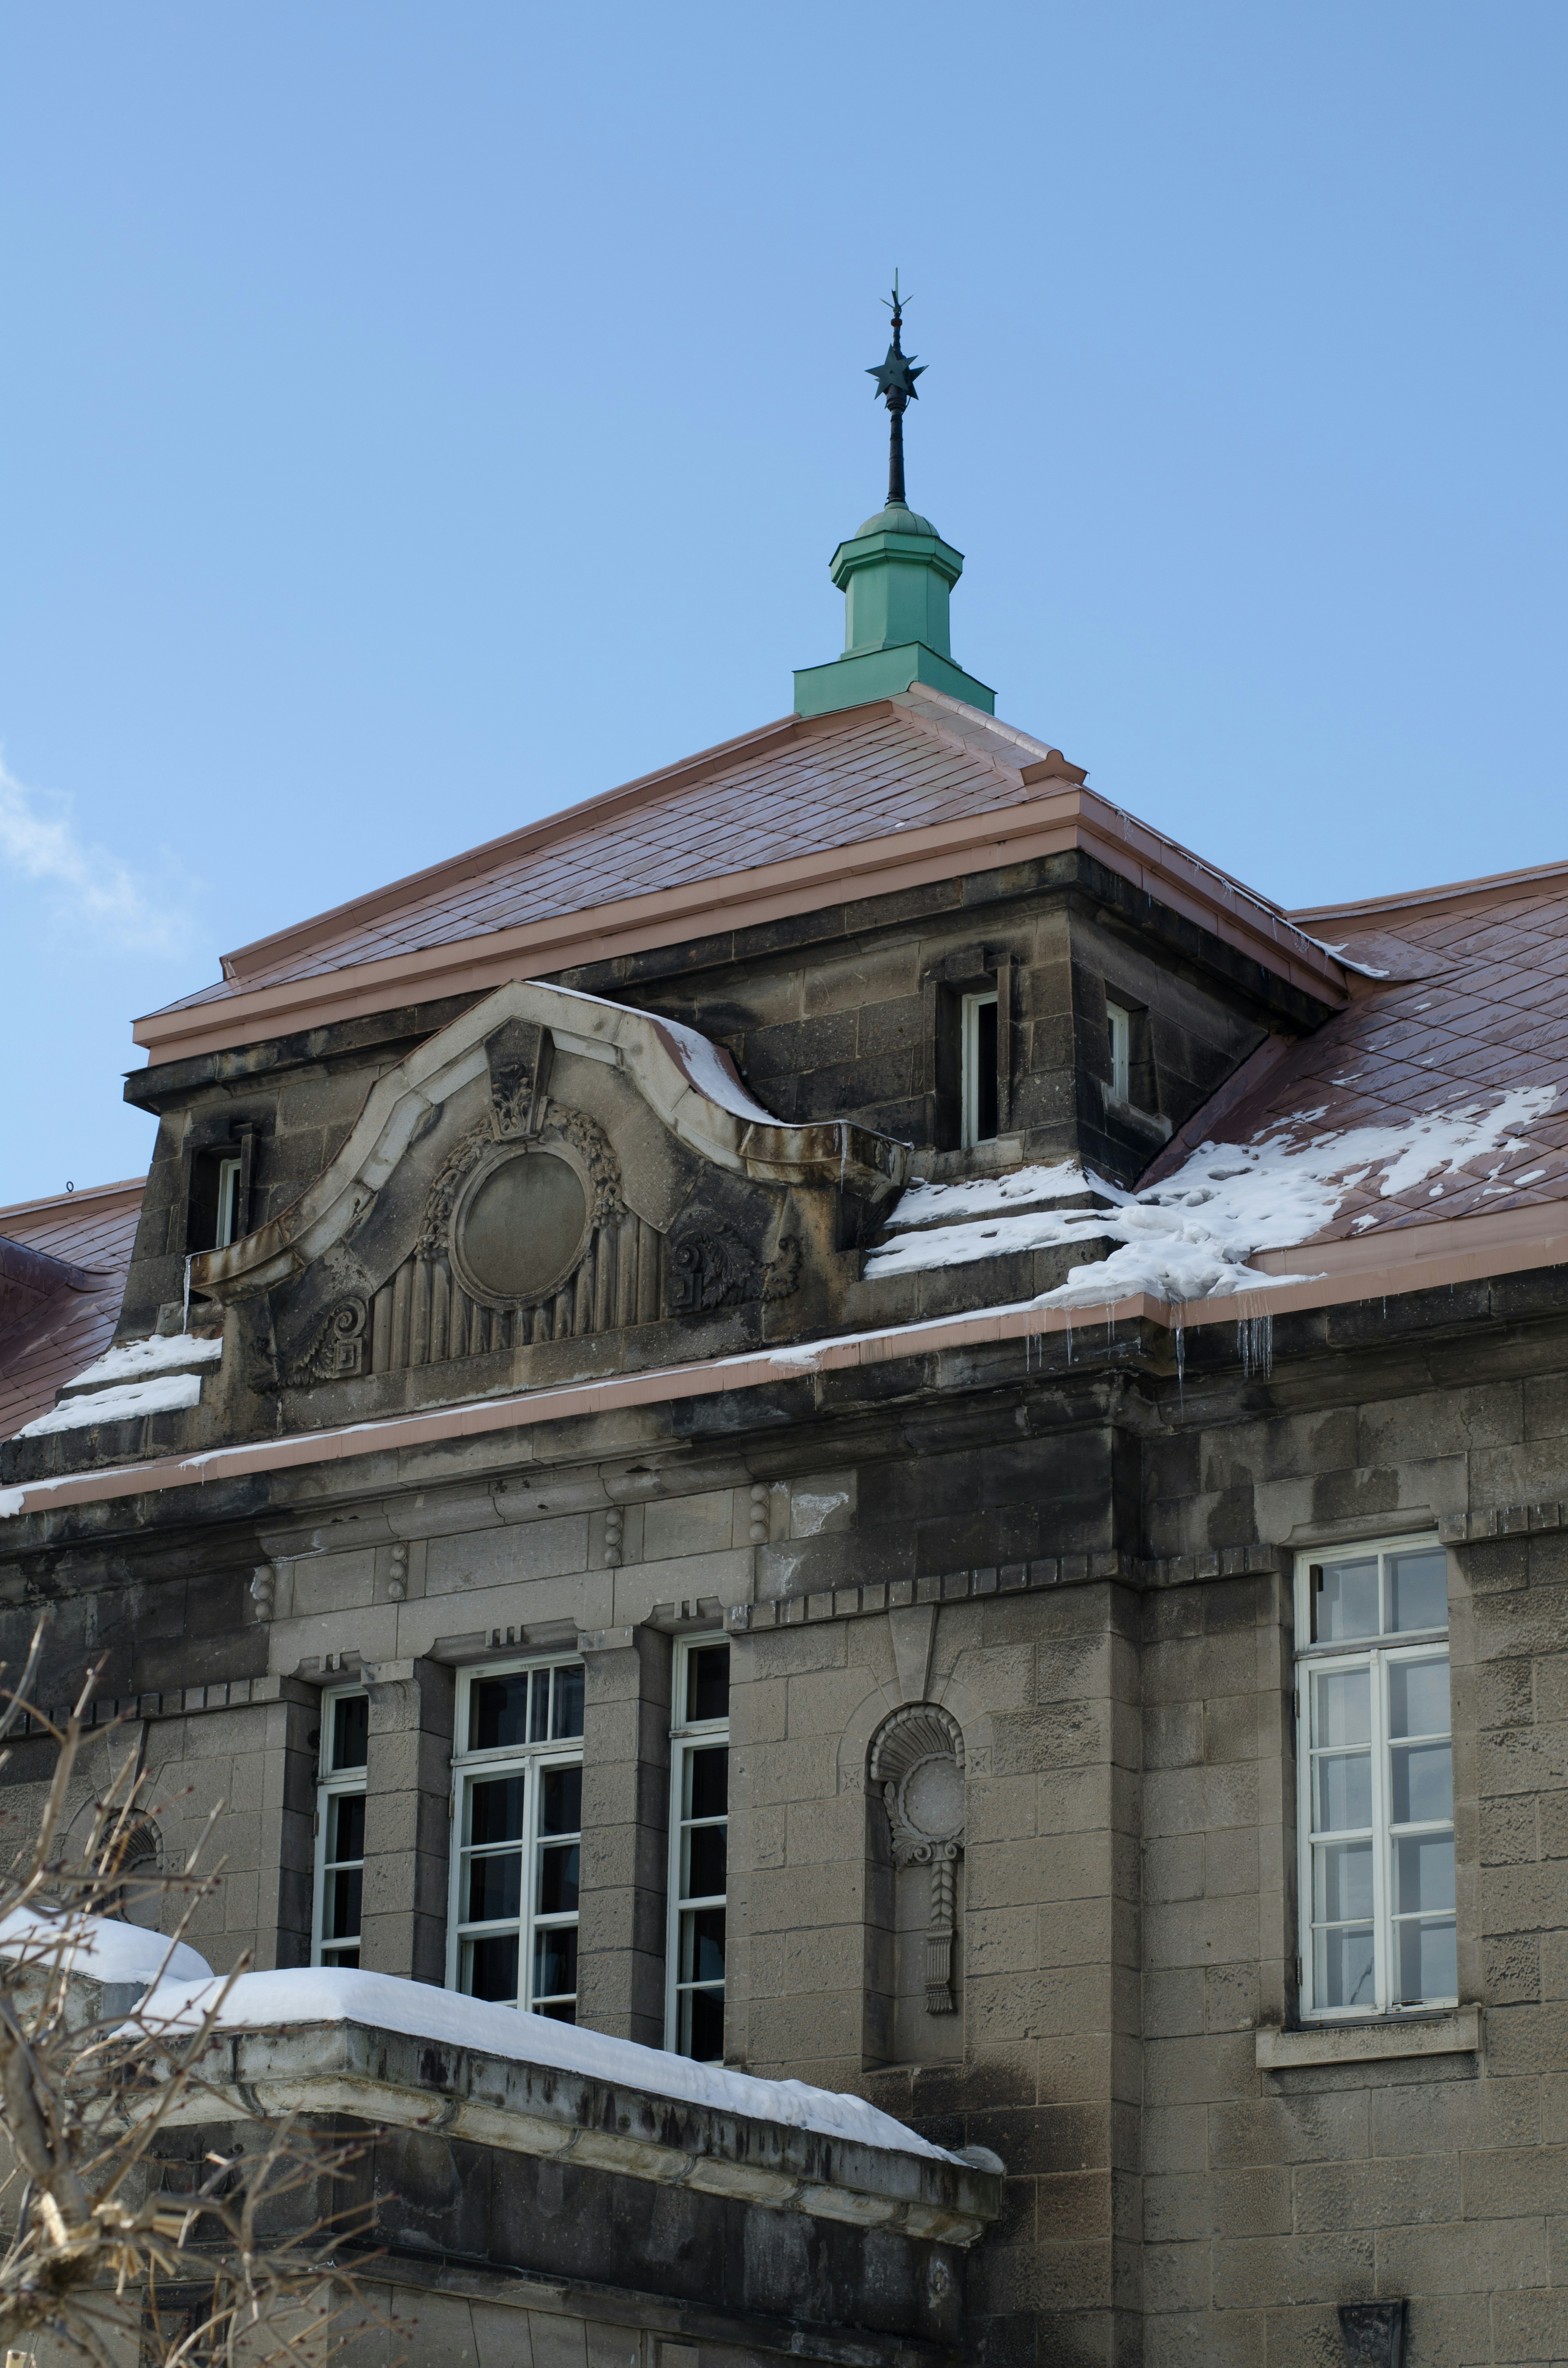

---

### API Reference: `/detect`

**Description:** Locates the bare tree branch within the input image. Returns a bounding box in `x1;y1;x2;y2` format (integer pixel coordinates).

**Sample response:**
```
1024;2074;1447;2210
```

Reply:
0;1629;401;2366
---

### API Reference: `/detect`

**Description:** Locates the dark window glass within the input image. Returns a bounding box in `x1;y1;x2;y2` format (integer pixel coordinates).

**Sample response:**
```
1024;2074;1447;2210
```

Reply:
471;1674;527;1751
975;999;998;1141
686;1822;727;1901
327;1793;365;1862
466;1933;519;2002
538;1842;580;1915
553;1662;585;1739
684;1985;724;2060
469;1775;525;1846
687;1645;730;1724
681;1906;726;1986
332;1694;368;1772
540;1765;581;1836
538;1998;576;2024
466;1851;523;1925
688;1746;728;1820
471;1666;583;1750
330;1947;360;1969
534;1924;578;2002
325;1867;362;1942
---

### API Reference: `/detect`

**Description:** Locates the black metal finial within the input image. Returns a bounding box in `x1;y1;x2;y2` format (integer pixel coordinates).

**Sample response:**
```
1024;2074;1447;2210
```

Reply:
866;272;925;508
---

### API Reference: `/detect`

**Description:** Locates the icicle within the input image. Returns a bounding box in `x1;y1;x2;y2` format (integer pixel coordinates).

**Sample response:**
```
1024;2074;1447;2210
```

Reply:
1174;1320;1185;1404
1236;1309;1274;1380
1064;1310;1074;1366
181;1252;192;1335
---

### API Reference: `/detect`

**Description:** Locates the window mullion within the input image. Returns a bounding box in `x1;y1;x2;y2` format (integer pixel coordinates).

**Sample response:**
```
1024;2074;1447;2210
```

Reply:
1370;1643;1391;2016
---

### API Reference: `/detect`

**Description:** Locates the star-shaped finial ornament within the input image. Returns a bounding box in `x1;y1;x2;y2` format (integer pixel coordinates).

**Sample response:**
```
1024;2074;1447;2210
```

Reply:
866;272;924;408
867;345;925;405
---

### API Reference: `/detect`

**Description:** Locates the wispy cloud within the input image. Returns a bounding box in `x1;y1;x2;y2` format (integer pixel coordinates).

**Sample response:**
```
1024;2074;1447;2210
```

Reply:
0;753;201;957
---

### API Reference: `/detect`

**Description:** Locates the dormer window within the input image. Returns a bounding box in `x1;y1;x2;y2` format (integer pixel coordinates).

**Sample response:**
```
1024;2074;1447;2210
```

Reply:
960;991;999;1147
215;1155;243;1248
1107;1002;1131;1103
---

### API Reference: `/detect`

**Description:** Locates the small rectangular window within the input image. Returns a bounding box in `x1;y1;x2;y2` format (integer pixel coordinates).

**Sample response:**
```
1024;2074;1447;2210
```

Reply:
312;1686;368;1969
1106;1002;1131;1103
1295;1538;1454;2019
666;1638;730;2061
960;992;999;1148
448;1657;584;2022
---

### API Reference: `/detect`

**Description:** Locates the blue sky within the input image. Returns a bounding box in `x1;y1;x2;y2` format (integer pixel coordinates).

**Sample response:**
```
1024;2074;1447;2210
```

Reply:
2;3;1566;1204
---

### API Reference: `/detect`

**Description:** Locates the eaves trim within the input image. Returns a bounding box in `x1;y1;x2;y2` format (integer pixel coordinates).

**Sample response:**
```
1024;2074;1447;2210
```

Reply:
134;791;1349;1067
5;1199;1565;1529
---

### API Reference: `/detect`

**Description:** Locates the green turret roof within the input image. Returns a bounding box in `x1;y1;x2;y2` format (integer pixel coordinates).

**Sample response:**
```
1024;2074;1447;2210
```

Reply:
854;501;941;540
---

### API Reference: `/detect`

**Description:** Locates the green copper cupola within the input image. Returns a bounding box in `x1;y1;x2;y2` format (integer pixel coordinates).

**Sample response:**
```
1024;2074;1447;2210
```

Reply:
795;279;995;719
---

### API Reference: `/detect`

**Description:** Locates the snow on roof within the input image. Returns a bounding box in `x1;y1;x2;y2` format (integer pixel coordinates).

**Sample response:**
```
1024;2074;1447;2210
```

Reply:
0;1907;212;1986
0;1182;145;1441
866;1087;1560;1305
1196;876;1568;1237
133;1965;958;2162
17;1369;206;1438
884;1163;1089;1228
60;1333;224;1391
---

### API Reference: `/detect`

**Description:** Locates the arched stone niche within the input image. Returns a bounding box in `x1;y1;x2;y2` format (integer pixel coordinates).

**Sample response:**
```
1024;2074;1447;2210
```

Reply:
868;1704;965;2059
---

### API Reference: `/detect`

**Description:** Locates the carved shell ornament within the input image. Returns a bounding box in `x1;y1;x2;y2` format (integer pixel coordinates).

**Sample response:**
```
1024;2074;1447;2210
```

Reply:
869;1704;965;2016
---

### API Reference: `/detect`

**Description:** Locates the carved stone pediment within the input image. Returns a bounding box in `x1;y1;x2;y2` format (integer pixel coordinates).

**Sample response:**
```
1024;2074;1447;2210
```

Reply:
189;980;909;1395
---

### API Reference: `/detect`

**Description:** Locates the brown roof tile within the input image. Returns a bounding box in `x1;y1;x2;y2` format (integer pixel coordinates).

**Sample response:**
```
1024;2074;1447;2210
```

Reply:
1189;877;1568;1244
0;1181;144;1438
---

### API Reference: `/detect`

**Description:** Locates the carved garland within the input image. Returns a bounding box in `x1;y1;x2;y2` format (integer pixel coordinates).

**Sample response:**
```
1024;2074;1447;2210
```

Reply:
415;1102;624;1267
869;1704;966;2016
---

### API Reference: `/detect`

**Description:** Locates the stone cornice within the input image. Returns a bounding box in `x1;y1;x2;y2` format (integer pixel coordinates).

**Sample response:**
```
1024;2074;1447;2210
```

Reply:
728;1545;1287;1632
147;2017;1002;2248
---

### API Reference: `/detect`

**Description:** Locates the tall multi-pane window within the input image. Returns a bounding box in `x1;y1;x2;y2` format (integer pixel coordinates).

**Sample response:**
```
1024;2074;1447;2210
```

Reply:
313;1688;368;1968
1295;1536;1455;2018
666;1638;730;2061
448;1659;584;2022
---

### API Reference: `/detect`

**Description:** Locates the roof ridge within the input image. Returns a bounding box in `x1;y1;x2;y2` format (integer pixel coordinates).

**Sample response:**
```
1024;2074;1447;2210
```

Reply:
1291;853;1568;926
0;1178;145;1225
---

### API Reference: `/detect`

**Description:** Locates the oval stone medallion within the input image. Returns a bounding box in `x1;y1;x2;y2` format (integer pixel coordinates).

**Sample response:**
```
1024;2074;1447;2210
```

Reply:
457;1150;588;1303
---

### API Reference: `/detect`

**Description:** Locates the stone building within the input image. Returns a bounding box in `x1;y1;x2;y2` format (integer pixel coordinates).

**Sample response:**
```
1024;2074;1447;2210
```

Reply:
4;334;1568;2368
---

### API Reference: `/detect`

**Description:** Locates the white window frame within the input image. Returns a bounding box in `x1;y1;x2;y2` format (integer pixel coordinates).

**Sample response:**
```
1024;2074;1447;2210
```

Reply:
447;1655;584;2021
1106;1001;1131;1103
215;1154;243;1248
1294;1533;1455;2022
960;990;999;1150
665;1634;730;2060
312;1686;368;1967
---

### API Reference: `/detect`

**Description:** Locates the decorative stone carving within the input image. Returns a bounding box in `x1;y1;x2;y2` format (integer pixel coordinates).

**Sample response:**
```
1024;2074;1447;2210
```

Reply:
484;1017;552;1139
280;1298;367;1384
1338;2302;1406;2368
417;1103;623;1271
869;1703;965;2015
338;1097;659;1376
668;1223;801;1316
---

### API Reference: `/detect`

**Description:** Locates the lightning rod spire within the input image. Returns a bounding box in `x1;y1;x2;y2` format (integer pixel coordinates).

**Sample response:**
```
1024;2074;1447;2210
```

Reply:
866;271;925;508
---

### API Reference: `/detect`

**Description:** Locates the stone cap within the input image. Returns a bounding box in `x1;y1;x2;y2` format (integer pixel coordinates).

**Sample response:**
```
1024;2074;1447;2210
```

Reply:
146;2015;1004;2248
